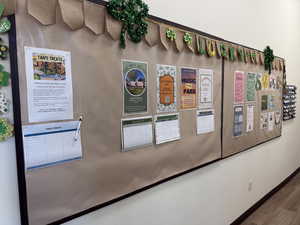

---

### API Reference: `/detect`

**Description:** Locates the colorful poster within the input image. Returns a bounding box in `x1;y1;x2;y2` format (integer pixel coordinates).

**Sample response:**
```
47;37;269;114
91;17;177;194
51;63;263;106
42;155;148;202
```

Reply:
155;113;180;144
199;69;213;108
268;112;275;131
24;47;73;123
122;60;148;114
261;95;268;111
234;71;245;104
233;105;243;137
261;73;269;90
246;105;254;132
156;65;177;113
246;72;256;102
269;74;276;89
260;112;268;130
268;95;275;110
180;68;197;109
255;73;262;91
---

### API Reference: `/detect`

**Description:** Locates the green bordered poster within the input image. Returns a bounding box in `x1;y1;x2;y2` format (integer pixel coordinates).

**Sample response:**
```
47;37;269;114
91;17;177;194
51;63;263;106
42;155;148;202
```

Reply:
246;72;256;102
122;60;148;114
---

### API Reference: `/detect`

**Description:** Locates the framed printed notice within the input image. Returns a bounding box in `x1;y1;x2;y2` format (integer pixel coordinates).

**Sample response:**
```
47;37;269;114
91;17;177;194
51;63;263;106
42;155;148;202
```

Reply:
199;69;213;109
180;67;197;110
122;60;148;114
233;105;244;137
234;71;245;104
156;65;177;113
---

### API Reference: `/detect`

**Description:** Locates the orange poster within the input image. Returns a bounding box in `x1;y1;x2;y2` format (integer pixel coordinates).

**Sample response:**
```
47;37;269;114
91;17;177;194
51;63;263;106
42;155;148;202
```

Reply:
180;68;197;109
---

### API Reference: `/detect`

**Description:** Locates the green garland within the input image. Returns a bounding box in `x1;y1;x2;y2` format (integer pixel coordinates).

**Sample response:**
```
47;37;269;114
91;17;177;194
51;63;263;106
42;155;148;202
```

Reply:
0;118;13;142
183;32;192;46
263;46;274;74
220;44;228;58
229;47;236;61
107;0;149;49
166;28;176;41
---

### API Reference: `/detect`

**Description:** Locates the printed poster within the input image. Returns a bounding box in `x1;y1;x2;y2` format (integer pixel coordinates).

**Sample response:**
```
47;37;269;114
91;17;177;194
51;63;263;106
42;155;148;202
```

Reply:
233;105;243;137
196;109;215;135
246;72;256;102
180;68;197;110
268;112;275;131
24;47;73;123
155;113;180;144
246;105;254;132
261;95;268;111
268;95;275;110
156;65;177;113
123;60;148;114
199;69;213;108
234;71;245;104
260;112;268;130
275;111;281;125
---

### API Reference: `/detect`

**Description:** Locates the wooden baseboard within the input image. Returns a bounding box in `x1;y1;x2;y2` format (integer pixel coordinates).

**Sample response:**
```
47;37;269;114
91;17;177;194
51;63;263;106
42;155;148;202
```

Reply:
231;167;300;225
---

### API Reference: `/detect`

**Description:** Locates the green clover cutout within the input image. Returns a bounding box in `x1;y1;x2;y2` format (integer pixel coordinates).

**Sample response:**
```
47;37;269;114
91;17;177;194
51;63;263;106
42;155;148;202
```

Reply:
197;38;206;55
0;3;11;33
107;0;149;49
220;44;228;58
0;118;13;142
229;47;236;61
183;32;192;46
0;64;10;87
166;28;176;41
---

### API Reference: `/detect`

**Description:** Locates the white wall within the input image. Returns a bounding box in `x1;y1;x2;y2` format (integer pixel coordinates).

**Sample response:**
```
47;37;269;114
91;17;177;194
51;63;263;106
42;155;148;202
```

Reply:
2;0;300;225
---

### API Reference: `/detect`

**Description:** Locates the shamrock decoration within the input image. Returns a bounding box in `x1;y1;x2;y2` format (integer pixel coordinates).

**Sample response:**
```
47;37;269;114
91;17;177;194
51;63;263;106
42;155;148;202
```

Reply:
107;0;149;49
0;38;8;60
0;3;11;33
197;37;206;55
263;46;274;74
0;92;9;114
229;47;236;61
166;28;176;41
237;48;244;61
220;44;228;58
0;64;9;87
0;118;13;142
183;32;192;45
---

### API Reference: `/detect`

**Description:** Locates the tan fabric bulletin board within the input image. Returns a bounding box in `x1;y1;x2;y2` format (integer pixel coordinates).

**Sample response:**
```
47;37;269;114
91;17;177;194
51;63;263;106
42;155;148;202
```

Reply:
15;1;223;224
222;51;283;157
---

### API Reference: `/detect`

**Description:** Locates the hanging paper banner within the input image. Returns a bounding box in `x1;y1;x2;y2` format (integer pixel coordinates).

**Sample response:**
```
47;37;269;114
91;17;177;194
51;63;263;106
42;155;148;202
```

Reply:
234;71;245;104
246;72;256;102
233;105;244;137
269;74;276;89
261;73;270;90
122;60;148;114
199;69;213;109
196;36;206;55
220;43;228;59
180;67;197;110
206;39;216;57
255;73;262;91
156;64;177;113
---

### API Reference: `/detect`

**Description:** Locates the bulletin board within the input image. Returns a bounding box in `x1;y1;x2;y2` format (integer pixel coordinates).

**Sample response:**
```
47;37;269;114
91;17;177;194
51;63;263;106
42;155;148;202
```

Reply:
7;0;284;225
222;48;283;157
14;0;223;224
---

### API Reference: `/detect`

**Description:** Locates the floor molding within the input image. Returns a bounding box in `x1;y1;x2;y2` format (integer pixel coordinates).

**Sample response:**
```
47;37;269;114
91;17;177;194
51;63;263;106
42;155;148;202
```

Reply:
231;167;300;225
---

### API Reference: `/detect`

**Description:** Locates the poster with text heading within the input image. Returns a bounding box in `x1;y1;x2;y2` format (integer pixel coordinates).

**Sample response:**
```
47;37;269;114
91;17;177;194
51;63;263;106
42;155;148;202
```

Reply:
246;72;256;102
233;105;243;137
155;114;180;144
196;109;215;135
25;47;73;123
246;105;254;132
180;67;197;110
123;60;148;115
234;71;245;104
156;65;177;113
199;69;213;109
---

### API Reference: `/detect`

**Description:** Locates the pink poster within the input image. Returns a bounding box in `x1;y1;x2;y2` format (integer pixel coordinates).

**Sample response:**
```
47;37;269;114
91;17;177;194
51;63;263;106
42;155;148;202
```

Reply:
234;71;245;104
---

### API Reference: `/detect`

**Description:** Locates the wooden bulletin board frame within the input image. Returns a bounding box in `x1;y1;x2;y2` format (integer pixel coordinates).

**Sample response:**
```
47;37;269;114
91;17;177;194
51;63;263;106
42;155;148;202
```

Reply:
8;1;284;224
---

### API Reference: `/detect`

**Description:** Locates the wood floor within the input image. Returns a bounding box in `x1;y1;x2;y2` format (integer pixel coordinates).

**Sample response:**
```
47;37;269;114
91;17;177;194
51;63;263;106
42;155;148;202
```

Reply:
241;172;300;225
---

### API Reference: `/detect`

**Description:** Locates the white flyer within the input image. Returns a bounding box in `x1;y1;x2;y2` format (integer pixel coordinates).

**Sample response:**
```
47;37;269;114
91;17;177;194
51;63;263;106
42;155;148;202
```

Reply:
268;111;275;131
196;109;215;135
23;121;82;170
25;47;73;123
121;116;153;151
246;105;254;132
199;69;213;108
155;113;180;144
